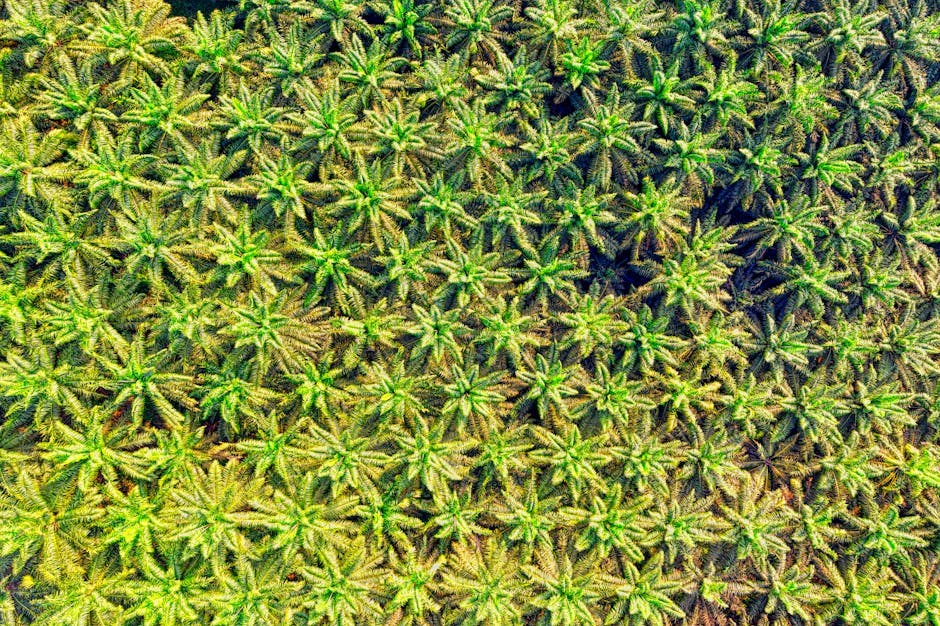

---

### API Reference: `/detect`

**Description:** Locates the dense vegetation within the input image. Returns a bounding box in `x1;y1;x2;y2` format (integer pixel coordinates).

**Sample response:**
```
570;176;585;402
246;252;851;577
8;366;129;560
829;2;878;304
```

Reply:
1;0;940;624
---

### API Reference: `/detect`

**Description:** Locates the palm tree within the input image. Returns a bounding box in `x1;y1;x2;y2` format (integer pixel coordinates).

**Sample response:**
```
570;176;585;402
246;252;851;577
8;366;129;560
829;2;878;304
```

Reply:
519;238;588;312
365;98;442;177
445;98;514;184
0;117;77;218
668;0;734;72
0;468;104;581
186;9;248;91
519;0;588;67
528;423;608;500
600;552;685;626
558;35;612;98
332;35;405;107
523;537;607;626
35;55;120;147
373;0;436;57
216;82;285;153
97;333;195;429
299;539;384;626
329;155;411;252
442;0;512;62
738;0;811;74
80;0;187;81
0;0;76;72
813;0;887;76
40;406;152;490
441;539;529;626
476;46;552;122
160;134;251;228
288;78;358;178
309;0;373;45
431;239;511;309
576;84;655;188
292;226;375;312
228;288;328;376
261;22;324;99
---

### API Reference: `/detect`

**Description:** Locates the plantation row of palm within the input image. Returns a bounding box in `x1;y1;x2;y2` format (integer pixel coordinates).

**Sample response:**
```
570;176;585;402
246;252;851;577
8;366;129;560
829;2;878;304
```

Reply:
1;0;940;624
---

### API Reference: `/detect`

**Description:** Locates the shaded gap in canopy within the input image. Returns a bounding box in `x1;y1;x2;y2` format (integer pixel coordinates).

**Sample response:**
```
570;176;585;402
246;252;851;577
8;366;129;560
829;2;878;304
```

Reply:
166;0;236;18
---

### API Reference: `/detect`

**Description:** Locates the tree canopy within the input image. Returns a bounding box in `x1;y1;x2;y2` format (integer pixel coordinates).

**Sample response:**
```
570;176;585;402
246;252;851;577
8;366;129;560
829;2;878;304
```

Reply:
1;0;940;624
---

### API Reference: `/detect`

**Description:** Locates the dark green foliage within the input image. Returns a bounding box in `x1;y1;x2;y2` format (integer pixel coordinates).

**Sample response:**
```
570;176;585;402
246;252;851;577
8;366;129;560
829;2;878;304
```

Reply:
1;0;940;624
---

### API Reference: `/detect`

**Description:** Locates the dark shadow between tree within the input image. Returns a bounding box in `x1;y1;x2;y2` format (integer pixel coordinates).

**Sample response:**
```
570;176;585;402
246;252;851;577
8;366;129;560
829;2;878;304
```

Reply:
167;0;234;18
